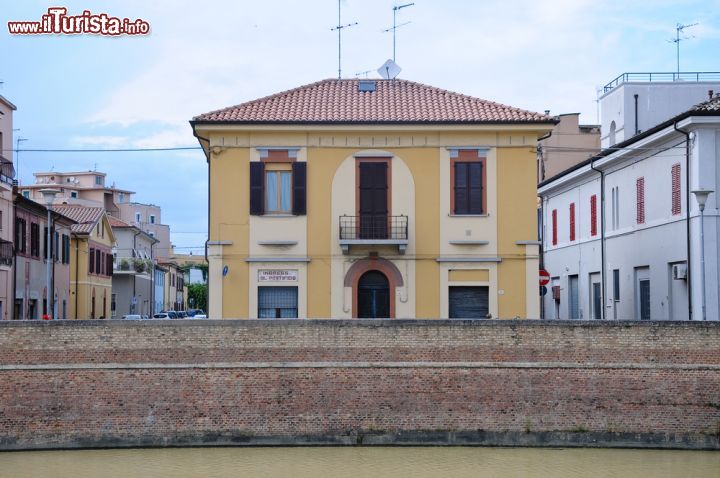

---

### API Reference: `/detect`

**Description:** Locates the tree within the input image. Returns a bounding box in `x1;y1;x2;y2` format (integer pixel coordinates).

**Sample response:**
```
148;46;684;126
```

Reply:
187;283;208;312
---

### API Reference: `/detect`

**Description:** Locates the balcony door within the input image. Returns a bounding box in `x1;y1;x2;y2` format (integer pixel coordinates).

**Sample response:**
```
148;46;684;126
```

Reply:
358;161;388;239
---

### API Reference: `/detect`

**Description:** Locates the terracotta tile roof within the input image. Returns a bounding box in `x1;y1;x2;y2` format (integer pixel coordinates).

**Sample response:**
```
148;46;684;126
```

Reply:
52;205;104;234
193;79;553;124
108;216;132;228
692;95;720;112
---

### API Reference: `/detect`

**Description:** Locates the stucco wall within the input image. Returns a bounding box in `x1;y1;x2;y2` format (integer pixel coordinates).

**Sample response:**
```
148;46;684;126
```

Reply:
0;320;717;450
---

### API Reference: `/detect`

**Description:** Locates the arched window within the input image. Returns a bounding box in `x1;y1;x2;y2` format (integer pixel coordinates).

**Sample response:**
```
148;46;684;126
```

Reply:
609;121;617;146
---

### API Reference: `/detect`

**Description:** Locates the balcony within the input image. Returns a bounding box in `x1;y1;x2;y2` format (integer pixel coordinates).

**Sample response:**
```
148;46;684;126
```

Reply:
0;240;13;267
339;215;408;255
0;156;15;186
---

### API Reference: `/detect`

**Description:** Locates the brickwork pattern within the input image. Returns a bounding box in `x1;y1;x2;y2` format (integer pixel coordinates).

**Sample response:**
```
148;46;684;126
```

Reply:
0;320;718;449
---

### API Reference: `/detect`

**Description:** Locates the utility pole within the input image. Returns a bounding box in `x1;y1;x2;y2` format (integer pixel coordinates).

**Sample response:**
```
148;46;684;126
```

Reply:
330;0;357;79
384;3;414;63
669;22;698;75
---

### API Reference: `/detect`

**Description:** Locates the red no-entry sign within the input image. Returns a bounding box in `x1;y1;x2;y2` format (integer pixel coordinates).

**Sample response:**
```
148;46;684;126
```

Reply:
539;269;550;286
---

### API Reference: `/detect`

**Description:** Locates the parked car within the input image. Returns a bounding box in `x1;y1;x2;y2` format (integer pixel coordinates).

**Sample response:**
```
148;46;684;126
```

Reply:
176;311;188;318
187;309;206;317
193;314;208;319
122;314;143;320
153;313;171;319
159;310;178;319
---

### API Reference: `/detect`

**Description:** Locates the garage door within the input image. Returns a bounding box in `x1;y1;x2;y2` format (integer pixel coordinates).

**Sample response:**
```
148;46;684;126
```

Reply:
449;286;489;319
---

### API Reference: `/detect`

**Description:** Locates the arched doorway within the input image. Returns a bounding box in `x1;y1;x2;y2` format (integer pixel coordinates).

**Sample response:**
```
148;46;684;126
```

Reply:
357;270;390;318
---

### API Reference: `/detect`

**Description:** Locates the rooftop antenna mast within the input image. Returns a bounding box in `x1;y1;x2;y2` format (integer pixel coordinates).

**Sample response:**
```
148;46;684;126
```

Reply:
384;3;414;62
330;0;358;79
669;22;698;75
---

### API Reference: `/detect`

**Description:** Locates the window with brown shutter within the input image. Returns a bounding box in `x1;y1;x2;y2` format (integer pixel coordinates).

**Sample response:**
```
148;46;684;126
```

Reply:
671;164;681;215
96;250;101;275
569;203;576;241
451;150;486;215
590;195;597;236
551;209;557;245
249;162;265;215
636;177;645;224
89;248;95;274
292;161;306;215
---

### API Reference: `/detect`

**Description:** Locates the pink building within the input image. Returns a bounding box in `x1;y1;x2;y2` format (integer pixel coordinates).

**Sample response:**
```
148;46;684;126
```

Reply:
13;195;75;320
0;95;17;320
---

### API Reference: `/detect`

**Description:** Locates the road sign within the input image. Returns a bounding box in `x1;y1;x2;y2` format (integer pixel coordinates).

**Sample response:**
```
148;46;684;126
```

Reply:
539;269;550;286
539;285;548;296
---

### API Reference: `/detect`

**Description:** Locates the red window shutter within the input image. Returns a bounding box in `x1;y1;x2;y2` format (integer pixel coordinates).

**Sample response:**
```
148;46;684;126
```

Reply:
590;195;597;236
552;209;557;245
569;203;576;241
636;177;645;224
671;164;681;215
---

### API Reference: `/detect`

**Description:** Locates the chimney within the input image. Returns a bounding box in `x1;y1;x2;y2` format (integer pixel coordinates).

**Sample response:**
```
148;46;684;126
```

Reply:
709;90;714;100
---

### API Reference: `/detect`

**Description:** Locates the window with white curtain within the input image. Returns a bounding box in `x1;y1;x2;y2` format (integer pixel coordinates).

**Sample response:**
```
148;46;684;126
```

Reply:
265;170;292;214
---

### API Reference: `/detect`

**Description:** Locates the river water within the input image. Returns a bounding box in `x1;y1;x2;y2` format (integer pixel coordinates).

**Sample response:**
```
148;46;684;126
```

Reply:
0;447;718;477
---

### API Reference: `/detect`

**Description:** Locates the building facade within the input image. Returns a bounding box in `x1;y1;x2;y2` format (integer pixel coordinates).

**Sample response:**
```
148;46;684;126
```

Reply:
0;95;16;320
539;95;720;321
117;202;172;261
13;195;75;320
53;206;115;319
538;113;600;182
192;79;553;319
109;217;157;318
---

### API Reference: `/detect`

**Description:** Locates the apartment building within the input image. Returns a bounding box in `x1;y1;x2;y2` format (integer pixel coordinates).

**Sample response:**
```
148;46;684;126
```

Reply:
108;217;157;317
53;205;115;319
191;79;554;319
0;94;16;320
538;113;600;182
24;170;172;262
13;195;75;320
540;93;720;321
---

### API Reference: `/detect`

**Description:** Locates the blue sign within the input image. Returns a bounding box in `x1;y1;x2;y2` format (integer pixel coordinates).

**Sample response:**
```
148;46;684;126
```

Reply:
539;285;548;296
222;265;229;277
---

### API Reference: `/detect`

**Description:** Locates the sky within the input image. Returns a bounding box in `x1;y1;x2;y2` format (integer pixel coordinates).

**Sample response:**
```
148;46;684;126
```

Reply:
1;0;718;254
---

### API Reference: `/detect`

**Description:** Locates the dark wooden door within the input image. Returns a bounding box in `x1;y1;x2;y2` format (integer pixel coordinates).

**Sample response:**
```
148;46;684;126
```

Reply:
357;271;390;318
359;162;388;239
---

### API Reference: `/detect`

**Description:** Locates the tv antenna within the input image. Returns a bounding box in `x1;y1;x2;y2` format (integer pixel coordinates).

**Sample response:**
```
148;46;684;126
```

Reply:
330;0;358;79
668;22;698;74
383;3;414;62
355;70;372;78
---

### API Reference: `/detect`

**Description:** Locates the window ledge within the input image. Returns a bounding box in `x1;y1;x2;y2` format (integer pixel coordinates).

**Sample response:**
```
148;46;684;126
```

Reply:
448;214;489;217
261;214;295;218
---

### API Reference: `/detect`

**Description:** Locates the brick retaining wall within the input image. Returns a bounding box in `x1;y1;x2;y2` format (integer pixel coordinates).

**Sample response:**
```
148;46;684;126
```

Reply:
0;320;718;450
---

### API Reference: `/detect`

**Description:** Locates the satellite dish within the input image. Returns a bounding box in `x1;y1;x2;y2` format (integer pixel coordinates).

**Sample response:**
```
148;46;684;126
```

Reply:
377;59;401;79
69;177;75;182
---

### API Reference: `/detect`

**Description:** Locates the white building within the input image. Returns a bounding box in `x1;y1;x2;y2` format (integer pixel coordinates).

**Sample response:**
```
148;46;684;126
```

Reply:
600;72;720;148
539;93;720;321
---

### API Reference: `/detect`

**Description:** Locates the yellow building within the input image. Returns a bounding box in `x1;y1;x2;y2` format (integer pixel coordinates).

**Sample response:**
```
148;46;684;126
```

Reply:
191;79;554;319
54;206;115;319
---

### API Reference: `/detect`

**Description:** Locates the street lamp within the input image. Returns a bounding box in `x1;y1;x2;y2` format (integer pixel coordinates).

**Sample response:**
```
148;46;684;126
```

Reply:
691;189;714;322
39;188;59;320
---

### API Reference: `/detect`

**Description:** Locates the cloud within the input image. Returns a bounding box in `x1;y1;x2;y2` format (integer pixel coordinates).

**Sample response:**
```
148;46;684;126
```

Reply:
72;135;129;147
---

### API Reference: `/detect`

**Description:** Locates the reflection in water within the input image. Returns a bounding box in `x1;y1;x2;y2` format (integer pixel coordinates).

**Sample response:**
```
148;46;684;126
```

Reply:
0;447;718;478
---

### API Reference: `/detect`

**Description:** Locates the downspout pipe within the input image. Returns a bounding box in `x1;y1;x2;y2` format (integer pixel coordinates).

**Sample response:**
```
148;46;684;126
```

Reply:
192;126;211;316
536;130;552;321
634;94;639;135
674;121;693;320
12;194;17;319
132;229;140;314
74;236;79;319
589;159;606;320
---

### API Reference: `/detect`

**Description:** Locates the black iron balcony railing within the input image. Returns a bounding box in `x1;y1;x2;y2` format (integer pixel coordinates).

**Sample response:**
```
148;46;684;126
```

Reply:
339;215;408;241
603;72;720;93
0;156;15;185
0;239;13;267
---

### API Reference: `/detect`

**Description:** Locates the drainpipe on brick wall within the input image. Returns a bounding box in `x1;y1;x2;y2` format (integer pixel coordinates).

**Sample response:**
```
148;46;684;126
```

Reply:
674;121;693;320
132;229;140;314
11;193;18;320
537;130;553;321
589;159;606;320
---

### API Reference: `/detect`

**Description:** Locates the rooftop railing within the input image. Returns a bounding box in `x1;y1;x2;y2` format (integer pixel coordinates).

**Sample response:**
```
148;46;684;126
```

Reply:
603;72;720;93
